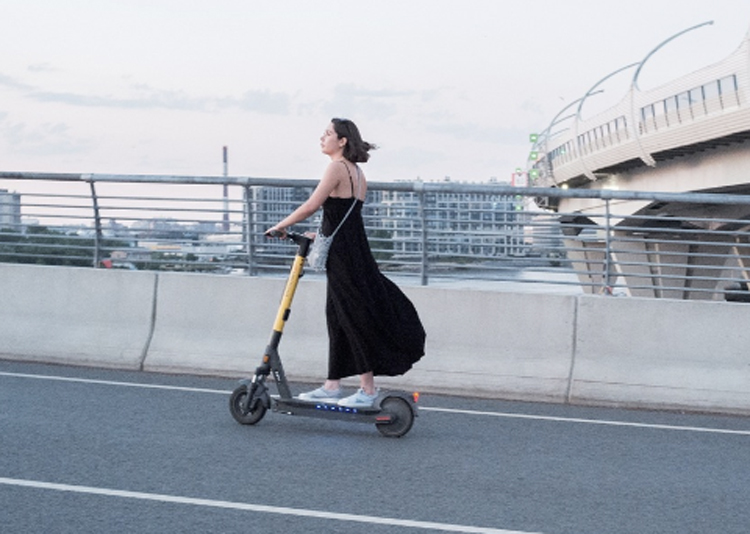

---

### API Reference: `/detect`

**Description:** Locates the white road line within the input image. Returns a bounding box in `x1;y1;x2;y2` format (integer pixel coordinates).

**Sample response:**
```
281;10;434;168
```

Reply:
0;371;226;395
2;370;749;436
420;407;750;436
0;477;539;534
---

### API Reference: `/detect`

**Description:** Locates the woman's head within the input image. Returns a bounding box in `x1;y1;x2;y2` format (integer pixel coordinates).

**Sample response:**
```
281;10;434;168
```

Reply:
330;118;377;163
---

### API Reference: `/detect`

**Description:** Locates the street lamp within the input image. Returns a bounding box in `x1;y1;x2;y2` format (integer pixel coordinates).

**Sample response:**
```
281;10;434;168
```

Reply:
532;92;602;186
575;62;639;181
629;20;714;166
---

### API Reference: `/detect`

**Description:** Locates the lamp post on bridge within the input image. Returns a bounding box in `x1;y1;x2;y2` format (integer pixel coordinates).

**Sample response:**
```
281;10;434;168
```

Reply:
532;92;603;186
629;20;714;167
574;62;639;181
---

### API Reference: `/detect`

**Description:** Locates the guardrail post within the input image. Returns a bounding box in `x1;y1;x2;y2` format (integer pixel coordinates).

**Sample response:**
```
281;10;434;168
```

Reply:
243;184;255;276
88;178;102;268
416;183;428;286
603;198;613;294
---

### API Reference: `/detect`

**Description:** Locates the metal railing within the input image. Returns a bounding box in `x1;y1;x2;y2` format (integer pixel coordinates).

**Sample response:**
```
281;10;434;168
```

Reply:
2;171;750;300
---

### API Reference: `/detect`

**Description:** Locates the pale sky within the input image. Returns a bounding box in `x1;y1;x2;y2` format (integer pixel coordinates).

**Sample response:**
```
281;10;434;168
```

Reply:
1;0;748;183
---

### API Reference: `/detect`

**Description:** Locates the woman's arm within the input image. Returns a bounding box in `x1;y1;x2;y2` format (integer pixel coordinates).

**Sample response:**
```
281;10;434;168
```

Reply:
265;162;343;235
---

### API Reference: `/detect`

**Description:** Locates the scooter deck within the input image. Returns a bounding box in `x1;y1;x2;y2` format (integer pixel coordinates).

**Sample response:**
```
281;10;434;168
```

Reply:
270;396;394;424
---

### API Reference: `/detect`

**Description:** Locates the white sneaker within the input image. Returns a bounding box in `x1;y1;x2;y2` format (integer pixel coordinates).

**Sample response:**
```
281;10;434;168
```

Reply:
297;386;342;401
337;388;379;408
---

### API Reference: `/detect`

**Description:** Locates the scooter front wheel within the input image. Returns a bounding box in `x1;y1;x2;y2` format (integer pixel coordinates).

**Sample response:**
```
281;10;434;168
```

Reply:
376;396;415;438
229;384;268;425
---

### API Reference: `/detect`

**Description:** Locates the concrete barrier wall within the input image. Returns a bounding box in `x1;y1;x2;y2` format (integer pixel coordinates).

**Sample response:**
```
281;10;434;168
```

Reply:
2;264;750;415
571;295;750;413
140;271;576;402
392;288;576;402
143;272;329;377
0;264;156;369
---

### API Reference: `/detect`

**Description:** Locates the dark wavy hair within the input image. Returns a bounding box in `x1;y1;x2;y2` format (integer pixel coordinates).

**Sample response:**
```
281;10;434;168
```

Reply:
331;118;377;163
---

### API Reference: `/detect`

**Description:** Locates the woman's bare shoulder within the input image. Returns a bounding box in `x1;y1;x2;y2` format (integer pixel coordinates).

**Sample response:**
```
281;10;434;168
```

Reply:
323;160;349;178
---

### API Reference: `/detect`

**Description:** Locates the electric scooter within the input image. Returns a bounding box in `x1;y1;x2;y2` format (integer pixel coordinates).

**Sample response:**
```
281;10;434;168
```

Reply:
228;231;418;438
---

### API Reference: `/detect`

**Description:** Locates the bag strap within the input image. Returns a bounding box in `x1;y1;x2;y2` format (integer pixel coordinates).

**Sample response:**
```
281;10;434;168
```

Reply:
326;163;361;239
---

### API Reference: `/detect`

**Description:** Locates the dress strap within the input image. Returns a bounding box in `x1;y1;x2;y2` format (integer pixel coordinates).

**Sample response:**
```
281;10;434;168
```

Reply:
341;161;355;197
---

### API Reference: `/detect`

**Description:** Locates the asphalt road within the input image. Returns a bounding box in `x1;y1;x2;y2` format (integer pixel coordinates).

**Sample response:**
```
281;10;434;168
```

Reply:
2;360;750;534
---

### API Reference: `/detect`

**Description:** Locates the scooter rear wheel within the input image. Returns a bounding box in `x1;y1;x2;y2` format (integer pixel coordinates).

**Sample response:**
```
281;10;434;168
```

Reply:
229;384;267;425
376;396;415;438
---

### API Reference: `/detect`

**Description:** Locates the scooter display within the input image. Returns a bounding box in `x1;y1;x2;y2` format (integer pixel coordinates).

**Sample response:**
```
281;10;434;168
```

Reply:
229;231;418;438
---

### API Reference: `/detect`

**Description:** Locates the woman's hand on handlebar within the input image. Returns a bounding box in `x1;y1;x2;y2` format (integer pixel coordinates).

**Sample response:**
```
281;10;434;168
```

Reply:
264;227;287;239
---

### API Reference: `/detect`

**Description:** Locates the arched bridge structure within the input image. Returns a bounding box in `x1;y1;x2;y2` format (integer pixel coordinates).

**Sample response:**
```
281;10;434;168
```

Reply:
529;24;750;300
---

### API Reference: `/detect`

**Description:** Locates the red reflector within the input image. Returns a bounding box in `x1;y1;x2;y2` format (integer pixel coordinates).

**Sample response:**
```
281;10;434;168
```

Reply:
412;392;420;403
375;416;392;422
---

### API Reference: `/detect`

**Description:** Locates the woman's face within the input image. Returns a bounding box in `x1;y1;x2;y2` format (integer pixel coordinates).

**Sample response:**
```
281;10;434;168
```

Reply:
320;122;345;157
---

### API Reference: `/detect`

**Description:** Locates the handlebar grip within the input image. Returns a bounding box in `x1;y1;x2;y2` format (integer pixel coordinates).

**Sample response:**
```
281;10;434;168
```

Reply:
266;229;286;238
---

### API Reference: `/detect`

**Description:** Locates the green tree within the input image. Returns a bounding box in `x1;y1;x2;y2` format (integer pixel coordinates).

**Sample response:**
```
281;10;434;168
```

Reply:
0;226;127;267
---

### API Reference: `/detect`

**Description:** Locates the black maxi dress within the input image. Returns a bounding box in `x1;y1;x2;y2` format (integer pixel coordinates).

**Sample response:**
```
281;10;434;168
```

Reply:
321;190;425;380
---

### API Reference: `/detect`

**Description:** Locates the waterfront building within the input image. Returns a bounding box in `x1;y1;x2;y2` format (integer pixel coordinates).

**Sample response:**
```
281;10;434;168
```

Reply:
0;189;21;229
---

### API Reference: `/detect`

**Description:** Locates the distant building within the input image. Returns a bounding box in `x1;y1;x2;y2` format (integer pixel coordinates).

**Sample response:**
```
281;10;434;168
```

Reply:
249;184;527;258
0;189;22;229
249;185;313;229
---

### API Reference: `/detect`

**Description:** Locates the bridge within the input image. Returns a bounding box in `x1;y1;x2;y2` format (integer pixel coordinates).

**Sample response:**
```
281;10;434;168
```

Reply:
528;23;750;299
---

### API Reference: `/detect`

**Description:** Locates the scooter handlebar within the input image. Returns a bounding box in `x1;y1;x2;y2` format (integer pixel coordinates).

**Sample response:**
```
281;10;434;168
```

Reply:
265;230;312;247
265;229;287;239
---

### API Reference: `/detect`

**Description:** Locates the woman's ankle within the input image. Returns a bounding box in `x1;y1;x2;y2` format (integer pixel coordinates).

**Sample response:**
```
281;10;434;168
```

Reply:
324;380;340;391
